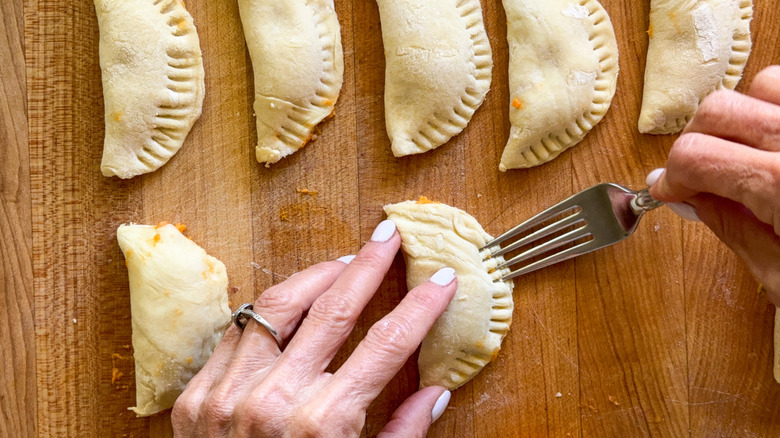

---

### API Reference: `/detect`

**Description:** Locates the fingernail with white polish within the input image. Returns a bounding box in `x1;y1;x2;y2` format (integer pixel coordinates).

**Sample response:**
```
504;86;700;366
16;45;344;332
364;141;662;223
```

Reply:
646;168;666;186
430;267;456;286
371;220;396;242
668;202;701;222
431;390;451;423
337;255;356;265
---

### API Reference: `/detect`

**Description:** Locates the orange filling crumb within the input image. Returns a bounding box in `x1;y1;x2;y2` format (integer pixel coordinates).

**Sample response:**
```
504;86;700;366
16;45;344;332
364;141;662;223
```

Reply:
111;368;123;384
647;23;654;38
153;233;161;245
512;98;523;109
296;188;319;197
155;221;169;229
416;196;439;205
111;111;122;122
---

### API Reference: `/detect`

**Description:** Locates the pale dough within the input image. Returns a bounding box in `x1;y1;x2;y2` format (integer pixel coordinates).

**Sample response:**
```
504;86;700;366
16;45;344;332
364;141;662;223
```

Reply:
384;200;514;390
638;0;752;134
376;0;492;157
95;0;205;179
500;0;619;170
238;0;344;165
117;224;230;416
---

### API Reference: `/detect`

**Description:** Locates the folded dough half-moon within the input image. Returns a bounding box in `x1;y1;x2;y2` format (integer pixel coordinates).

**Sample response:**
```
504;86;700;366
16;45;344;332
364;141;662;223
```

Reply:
376;0;493;157
384;199;514;390
95;0;205;179
117;223;231;416
500;0;619;170
238;0;344;165
638;0;753;134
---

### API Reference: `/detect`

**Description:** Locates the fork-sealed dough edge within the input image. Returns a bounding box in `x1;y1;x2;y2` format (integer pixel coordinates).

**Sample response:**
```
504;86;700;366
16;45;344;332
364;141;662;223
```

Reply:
499;0;618;171
638;0;752;134
95;0;205;179
384;200;514;390
238;0;344;165
376;0;492;157
117;224;231;416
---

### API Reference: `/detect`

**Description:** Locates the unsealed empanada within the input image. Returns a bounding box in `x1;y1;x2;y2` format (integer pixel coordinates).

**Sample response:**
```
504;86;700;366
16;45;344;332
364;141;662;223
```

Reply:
384;199;514;390
95;0;205;179
500;0;619;171
238;0;344;165
376;0;492;157
638;0;752;134
117;223;230;416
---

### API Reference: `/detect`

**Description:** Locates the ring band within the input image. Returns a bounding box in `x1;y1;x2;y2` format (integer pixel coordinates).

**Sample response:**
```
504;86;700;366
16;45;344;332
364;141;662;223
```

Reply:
232;303;283;347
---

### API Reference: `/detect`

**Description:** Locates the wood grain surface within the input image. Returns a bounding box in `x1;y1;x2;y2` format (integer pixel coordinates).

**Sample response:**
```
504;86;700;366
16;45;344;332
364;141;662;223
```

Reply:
6;0;780;436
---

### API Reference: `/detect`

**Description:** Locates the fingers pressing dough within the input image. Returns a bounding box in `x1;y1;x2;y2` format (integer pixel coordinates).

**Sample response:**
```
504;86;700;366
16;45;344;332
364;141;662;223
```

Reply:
385;199;514;390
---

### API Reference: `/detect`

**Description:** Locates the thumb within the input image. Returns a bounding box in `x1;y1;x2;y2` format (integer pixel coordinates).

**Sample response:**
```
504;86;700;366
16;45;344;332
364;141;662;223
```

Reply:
377;387;451;438
688;193;780;305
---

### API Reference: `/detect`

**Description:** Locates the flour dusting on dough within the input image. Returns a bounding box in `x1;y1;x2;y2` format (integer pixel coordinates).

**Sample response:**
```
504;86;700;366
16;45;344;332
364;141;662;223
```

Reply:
567;70;597;86
692;5;720;62
561;3;589;19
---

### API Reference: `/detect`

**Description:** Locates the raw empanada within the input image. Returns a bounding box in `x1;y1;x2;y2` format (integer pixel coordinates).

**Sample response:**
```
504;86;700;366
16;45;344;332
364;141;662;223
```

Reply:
638;0;753;134
500;0;619;171
117;223;230;416
238;0;344;165
376;0;492;157
95;0;205;179
384;199;514;390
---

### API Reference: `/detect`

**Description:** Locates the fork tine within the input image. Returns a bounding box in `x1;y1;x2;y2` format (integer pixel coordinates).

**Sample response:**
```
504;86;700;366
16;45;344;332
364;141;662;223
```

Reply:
495;226;591;271
489;212;585;259
482;198;581;250
501;239;596;281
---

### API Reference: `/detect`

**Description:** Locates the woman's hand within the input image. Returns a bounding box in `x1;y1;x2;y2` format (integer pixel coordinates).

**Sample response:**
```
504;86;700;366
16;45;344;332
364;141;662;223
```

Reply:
648;65;780;305
171;220;457;437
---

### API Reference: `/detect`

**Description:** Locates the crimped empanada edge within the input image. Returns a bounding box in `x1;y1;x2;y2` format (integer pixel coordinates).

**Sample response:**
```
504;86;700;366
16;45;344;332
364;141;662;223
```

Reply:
254;2;344;165
441;281;513;390
100;0;205;179
391;0;493;157
500;0;619;171
639;0;753;135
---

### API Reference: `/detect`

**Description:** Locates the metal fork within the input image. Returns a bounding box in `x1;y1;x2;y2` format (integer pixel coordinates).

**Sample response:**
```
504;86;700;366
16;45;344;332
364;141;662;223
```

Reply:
483;183;664;281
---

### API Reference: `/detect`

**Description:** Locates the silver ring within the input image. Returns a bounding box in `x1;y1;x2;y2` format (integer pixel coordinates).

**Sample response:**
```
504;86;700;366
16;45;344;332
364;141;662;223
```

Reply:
232;303;283;347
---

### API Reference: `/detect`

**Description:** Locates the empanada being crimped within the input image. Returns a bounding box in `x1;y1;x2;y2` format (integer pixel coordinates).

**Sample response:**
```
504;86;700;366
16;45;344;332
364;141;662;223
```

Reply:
638;0;752;134
95;0;205;179
376;0;493;157
500;0;619;171
384;200;514;390
238;0;344;165
117;223;231;416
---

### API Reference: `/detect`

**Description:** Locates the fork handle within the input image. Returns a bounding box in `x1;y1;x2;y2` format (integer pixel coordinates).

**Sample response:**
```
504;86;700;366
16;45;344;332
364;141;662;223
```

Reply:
631;188;665;214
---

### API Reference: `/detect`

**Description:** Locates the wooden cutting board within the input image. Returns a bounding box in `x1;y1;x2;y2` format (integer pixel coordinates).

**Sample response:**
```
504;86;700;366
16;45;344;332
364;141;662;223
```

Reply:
3;0;780;436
